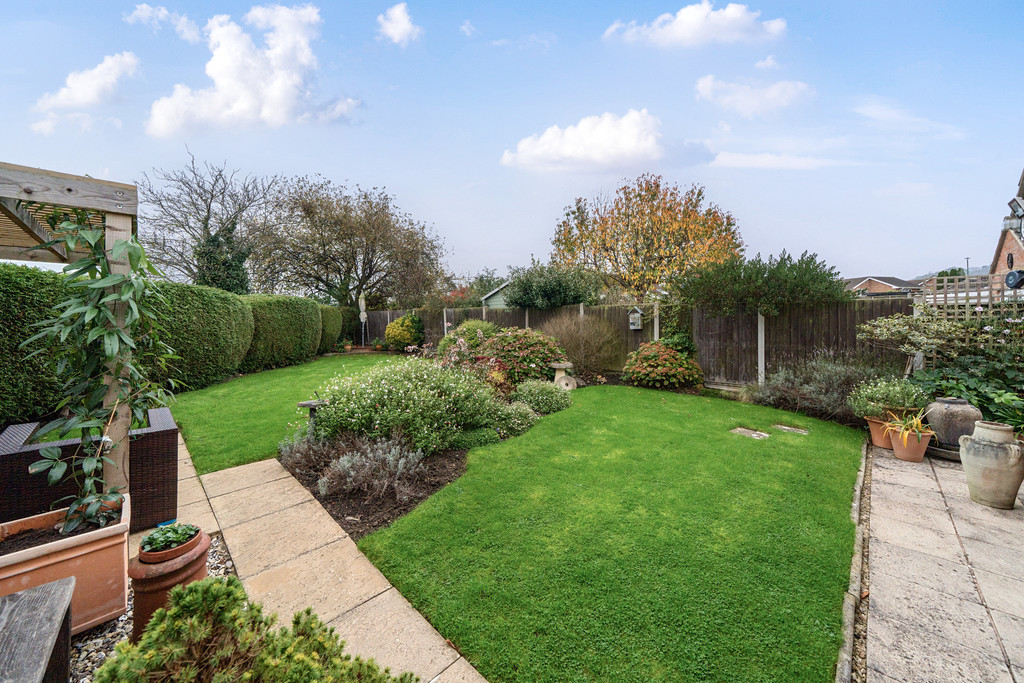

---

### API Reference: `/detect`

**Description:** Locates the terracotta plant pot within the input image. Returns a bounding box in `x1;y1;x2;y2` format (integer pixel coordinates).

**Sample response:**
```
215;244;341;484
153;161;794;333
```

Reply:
129;529;211;642
891;431;932;462
959;421;1024;509
344;345;353;352
0;494;131;635
865;417;892;449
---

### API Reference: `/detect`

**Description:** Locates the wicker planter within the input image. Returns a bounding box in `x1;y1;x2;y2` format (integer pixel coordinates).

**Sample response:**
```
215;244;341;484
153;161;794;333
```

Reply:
129;529;210;642
0;494;130;635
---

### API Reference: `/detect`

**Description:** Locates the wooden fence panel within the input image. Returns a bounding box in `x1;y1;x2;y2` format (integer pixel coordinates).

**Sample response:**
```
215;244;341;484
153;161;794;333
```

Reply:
692;309;758;386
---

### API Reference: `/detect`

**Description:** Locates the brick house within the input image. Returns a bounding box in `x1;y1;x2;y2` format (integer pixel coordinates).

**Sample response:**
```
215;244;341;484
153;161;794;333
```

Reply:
989;168;1024;277
843;276;922;296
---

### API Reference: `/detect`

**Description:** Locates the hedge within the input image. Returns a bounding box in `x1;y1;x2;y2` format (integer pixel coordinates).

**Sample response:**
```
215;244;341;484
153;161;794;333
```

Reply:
240;295;322;373
318;305;342;354
339;305;360;345
149;282;254;391
0;263;69;427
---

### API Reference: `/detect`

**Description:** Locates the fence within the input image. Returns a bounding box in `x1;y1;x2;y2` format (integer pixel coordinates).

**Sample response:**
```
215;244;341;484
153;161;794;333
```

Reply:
693;298;913;387
921;275;1024;317
366;305;660;370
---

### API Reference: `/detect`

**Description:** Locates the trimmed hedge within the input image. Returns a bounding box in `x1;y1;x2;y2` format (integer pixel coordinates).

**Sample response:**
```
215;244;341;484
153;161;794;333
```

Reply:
240;295;322;373
318;305;342;354
149;282;254;391
339;305;360;346
0;263;69;427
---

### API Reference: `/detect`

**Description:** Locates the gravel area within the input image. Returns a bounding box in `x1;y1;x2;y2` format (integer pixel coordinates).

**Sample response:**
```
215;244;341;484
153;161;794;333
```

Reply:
850;447;872;683
68;533;235;682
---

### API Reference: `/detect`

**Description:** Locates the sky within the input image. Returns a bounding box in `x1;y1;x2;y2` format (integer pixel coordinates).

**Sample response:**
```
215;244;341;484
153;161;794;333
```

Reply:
2;1;1023;280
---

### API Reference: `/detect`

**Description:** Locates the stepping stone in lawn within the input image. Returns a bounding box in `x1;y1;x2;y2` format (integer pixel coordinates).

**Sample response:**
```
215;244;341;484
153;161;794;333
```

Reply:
772;424;809;435
731;427;770;439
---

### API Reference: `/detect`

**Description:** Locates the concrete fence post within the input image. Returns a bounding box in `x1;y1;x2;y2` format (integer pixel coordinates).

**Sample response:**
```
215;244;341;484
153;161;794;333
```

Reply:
525;309;530;329
579;303;584;318
653;301;660;341
442;307;448;337
757;313;766;386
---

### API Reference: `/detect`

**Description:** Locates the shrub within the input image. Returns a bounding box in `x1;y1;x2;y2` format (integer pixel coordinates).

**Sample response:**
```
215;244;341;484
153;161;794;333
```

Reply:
240;294;322;373
622;342;704;390
478;328;568;385
848;377;929;418
658;328;696;356
279;432;363;479
94;576;413;682
148;282;254;391
912;350;1024;429
315;359;499;454
0;263;68;426
385;314;425;349
490;401;539;438
753;350;900;425
317;435;426;502
538;311;622;375
437;319;496;356
339;305;361;345
319;304;342;354
503;261;602;309
450;427;502;450
511;380;573;415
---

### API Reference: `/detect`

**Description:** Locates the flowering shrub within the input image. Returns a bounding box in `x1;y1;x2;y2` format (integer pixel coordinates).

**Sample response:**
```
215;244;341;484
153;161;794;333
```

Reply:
477;327;568;385
857;308;968;359
385;314;424;349
848;377;929;418
437;319;496;357
511;380;572;415
622;342;704;390
489;401;539;438
314;359;498;454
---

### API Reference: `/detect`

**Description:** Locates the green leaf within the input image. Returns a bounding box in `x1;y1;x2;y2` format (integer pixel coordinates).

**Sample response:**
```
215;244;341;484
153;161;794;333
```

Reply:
47;461;68;484
29;459;52;474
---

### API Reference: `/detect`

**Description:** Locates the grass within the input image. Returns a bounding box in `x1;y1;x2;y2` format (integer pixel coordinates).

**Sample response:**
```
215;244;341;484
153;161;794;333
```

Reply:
170;354;390;474
359;386;863;682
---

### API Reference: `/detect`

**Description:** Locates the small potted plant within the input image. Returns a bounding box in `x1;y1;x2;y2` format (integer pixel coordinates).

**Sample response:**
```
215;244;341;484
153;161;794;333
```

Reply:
849;378;929;448
342;338;353;352
883;409;935;462
373;337;384;351
128;522;211;642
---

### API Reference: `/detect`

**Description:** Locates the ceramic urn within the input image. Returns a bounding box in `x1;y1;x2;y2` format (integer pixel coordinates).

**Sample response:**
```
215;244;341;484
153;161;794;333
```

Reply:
959;421;1024;509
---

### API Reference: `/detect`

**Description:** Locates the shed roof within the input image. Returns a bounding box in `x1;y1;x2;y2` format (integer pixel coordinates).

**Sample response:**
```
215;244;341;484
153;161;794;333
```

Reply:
481;280;511;301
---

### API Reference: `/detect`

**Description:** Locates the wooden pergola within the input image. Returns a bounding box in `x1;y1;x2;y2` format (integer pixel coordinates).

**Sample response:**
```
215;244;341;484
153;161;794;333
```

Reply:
0;161;138;490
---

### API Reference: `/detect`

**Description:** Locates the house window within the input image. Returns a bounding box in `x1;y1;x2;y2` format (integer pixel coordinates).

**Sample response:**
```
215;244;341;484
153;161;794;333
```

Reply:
1009;253;1015;269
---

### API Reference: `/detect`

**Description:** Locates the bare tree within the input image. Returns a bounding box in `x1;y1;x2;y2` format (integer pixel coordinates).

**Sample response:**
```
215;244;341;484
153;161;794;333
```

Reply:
248;176;447;307
137;153;280;282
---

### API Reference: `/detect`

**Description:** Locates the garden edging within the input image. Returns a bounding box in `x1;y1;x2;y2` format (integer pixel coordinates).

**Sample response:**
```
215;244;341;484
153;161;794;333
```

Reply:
835;440;868;683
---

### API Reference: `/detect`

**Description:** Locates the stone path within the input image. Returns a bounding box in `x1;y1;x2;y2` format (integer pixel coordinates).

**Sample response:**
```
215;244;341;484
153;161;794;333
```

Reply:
867;446;1024;682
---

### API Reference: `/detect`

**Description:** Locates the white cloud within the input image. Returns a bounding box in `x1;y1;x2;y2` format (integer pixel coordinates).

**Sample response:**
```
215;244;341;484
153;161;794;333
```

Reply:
854;100;964;140
377;3;422;47
125;4;200;42
709;151;843;170
147;5;357;137
604;1;785;47
501;108;663;172
35;52;139;112
754;54;778;69
695;75;810;118
460;20;476;37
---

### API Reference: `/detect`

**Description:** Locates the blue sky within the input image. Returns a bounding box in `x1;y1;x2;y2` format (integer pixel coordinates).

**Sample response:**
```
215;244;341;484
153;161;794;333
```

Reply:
3;1;1022;279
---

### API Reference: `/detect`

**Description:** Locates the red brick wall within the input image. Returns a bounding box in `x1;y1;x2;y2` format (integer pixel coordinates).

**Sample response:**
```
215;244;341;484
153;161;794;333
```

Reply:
858;279;900;294
992;230;1024;275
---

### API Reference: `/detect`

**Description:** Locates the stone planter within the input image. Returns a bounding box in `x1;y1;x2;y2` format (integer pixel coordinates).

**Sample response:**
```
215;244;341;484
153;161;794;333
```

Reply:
0;494;130;635
926;398;983;460
129;528;211;642
959;421;1024;509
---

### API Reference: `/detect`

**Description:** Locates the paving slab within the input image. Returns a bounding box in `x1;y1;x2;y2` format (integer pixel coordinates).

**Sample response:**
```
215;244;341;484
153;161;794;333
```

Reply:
865;669;903;683
870;479;947;512
201;457;293;498
870;495;957;533
177;476;207;507
991;609;1024;668
220;498;341;579
867;613;1012;683
430;657;488;683
870;464;938;492
243;538;392;624
951;512;1022;550
869;538;976;603
330;588;460;681
209;475;311;529
946;496;1024;530
175;498;220;535
974;569;1024;618
177;455;198;481
960;536;1024;581
870;514;963;562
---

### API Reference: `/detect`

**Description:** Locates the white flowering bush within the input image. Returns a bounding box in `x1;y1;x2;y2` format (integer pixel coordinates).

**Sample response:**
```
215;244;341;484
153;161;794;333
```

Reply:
511;380;572;415
490;401;539;438
848;377;929;418
314;358;502;454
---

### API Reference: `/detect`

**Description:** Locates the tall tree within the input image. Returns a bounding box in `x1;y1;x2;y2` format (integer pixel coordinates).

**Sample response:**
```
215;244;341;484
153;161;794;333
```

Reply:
551;173;743;301
193;221;251;294
248;177;447;308
137;154;279;283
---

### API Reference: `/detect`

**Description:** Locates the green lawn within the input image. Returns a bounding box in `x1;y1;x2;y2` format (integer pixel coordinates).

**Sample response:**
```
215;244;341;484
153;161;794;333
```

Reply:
359;386;863;682
170;354;390;474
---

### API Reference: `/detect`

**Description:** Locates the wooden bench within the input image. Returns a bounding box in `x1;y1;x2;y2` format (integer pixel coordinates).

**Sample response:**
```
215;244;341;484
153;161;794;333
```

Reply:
0;577;75;683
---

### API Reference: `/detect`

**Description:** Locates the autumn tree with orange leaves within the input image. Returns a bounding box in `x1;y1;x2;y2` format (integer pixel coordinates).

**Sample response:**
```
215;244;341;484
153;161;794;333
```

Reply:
551;174;743;301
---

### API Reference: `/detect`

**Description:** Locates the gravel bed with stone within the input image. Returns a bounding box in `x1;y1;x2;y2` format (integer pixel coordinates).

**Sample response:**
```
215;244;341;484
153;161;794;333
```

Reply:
68;533;235;682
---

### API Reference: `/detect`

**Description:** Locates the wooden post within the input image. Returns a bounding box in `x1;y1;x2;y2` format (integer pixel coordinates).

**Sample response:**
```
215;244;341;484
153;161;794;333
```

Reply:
442;307;448;336
482;305;487;321
579;303;584;318
525;309;530;329
653;301;660;341
757;313;766;386
103;213;132;491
